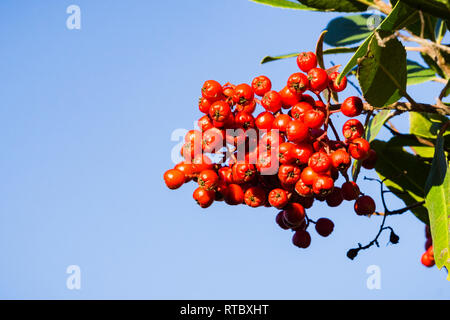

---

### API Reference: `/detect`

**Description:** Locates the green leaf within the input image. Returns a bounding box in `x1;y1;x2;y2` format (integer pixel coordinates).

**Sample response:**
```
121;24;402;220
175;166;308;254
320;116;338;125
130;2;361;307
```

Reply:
324;14;374;46
407;60;436;85
400;0;450;20
339;1;415;81
261;47;358;64
357;32;407;108
424;133;450;278
366;110;392;142
323;46;359;54
316;30;327;69
421;52;446;79
372;139;430;224
260;52;298;64
410;112;450;139
249;0;317;10
297;0;371;12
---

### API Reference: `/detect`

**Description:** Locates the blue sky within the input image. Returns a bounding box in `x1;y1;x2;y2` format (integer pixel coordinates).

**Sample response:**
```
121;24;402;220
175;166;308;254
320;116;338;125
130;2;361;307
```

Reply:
0;0;448;299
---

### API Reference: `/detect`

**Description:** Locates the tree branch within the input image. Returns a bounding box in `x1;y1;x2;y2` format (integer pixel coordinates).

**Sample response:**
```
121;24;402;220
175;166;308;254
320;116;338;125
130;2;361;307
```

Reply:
331;101;450;115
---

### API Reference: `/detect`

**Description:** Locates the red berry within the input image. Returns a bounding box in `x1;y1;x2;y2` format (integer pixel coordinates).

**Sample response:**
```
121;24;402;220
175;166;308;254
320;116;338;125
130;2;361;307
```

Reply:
341;181;360;201
297;52;317;73
354;195;376;216
291;102;314;121
325;187;343;207
252;75;272;96
342;119;365;140
193;187;215;208
362;149;377;169
292;230;311;248
287;72;309;94
421;246;435;267
262;90;283;113
198;169;219;191
328;72;347;92
233;83;254;106
284;202;306;226
276;211;290;230
268;188;289;209
330;149;351;171
273;114;292;133
209;100;232;124
286;120;309;143
349;138;371;160
308;151;332;173
164;169;185;190
255;111;275;131
301;166;318;186
307;68;329;92
341;96;363;117
312;174;334;196
224;184;245;205
292;142;314;165
278;164;301;185
303;109;326;129
315;218;334;237
295;178;314;197
279;86;302;108
202;80;223;101
244;186;266;207
199;97;212;114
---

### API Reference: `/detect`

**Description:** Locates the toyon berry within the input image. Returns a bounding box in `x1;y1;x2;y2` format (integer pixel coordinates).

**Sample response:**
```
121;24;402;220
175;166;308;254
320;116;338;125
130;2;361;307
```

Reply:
287;72;309;94
261;90;283;113
164;47;383;252
362;149;377;169
341;96;363;117
284;202;306;226
275;211;290;230
292;230;312;248
342;119;365;140
297;52;317;73
341;181;360;201
421;245;435;267
315;218;334;237
348;138;371;160
193;187;215;208
325;187;343;207
252;75;272;97
308;68;329;92
202;80;223;102
164;169;185;190
328;72;347;92
354;195;376;216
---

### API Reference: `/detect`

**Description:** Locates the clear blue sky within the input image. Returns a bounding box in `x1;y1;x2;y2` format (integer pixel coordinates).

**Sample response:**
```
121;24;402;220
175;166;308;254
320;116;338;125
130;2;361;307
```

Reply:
0;0;448;299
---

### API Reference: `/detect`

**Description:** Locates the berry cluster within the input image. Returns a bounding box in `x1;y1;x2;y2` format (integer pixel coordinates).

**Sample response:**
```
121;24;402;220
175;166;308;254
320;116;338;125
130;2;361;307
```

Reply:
163;51;378;249
421;225;435;267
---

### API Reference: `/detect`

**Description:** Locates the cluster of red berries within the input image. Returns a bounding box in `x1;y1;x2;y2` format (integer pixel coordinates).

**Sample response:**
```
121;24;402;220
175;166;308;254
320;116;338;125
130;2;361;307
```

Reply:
163;51;378;249
421;225;435;267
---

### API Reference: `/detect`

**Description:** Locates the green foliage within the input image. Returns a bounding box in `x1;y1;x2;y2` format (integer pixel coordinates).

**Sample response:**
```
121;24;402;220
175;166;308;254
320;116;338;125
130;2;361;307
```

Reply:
260;47;358;64
407;60;436;85
410;112;450;139
297;0;371;12
366;110;393;142
338;1;415;82
372;139;430;224
357;33;407;107
249;0;317;10
324;14;374;46
399;0;450;20
424;133;450;279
